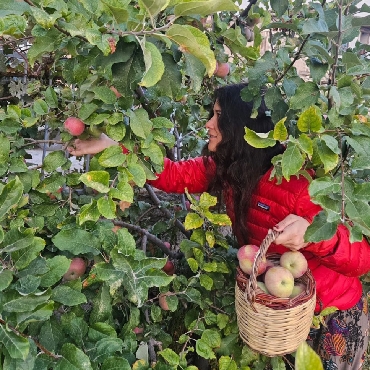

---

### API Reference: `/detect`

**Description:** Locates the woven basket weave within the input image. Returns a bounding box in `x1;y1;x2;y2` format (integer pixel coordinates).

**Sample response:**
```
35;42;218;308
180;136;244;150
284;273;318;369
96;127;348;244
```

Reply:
235;230;316;357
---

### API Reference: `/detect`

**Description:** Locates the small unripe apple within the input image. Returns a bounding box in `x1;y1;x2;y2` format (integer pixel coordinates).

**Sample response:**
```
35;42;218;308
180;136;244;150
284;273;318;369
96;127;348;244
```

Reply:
290;283;306;298
162;260;175;276
64;117;85;136
257;281;269;294
214;62;230;78
280;251;308;278
264;266;294;298
163;242;171;250
185;201;191;211
112;225;122;233
63;257;87;281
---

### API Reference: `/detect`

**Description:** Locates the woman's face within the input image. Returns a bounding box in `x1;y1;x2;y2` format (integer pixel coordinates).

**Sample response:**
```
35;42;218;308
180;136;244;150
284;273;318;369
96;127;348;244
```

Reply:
205;101;222;152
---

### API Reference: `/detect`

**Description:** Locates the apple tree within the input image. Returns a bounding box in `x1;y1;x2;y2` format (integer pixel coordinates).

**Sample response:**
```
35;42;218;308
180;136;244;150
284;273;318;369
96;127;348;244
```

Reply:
0;0;369;369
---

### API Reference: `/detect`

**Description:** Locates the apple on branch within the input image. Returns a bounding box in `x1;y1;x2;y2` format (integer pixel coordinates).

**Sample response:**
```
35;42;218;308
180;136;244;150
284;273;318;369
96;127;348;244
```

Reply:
64;117;85;136
280;251;308;278
162;260;175;276
264;266;294;298
213;61;230;78
63;257;87;281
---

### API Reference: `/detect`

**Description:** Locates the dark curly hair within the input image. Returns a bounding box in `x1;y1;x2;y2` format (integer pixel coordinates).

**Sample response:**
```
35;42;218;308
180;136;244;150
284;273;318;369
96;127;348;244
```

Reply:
203;83;284;244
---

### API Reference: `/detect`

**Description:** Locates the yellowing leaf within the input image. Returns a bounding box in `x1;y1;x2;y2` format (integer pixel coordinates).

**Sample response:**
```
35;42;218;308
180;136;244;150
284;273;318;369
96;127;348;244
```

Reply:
297;106;322;133
244;128;276;148
138;0;170;19
166;24;216;77
184;213;204;230
273;117;288;141
139;40;165;87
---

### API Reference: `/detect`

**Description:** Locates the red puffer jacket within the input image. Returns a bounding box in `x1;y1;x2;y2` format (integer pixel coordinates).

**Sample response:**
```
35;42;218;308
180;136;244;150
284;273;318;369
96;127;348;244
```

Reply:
148;157;370;313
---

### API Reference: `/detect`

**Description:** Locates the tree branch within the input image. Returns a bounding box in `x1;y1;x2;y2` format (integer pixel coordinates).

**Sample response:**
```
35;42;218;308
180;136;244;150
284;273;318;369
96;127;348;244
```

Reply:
144;184;191;238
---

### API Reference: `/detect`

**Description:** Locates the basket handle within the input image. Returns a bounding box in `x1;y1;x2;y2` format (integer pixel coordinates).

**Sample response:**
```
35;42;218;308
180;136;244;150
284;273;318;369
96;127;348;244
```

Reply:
245;229;281;303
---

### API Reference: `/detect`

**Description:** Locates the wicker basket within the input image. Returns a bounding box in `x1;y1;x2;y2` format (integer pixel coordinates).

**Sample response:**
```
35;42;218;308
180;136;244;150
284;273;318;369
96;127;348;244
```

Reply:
235;230;316;357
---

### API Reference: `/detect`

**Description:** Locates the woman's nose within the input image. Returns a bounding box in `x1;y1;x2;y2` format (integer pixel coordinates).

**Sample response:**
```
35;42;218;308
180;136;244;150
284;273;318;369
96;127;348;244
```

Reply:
205;116;215;129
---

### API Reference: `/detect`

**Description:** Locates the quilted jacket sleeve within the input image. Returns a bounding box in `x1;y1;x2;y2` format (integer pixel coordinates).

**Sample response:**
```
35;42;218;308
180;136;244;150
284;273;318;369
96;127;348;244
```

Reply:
294;184;370;277
147;157;214;194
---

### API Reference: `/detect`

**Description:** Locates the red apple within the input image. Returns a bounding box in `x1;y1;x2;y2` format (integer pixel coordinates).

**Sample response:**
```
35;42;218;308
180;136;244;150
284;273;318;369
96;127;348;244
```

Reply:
63;257;87;281
280;251;308;278
214;62;230;78
64;117;85;136
237;244;267;276
163;242;171;250
133;327;144;334
162;260;175;276
264;266;294;298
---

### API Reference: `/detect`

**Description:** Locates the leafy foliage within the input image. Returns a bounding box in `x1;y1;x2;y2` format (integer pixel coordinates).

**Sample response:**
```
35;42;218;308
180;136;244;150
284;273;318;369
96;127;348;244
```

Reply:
0;0;369;368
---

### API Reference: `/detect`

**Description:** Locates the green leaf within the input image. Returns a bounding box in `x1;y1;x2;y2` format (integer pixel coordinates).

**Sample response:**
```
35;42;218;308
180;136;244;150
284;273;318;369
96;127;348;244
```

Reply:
290;82;320;110
158;348;180;367
0;325;30;360
183;53;206;92
184;213;204;230
166;24;216;77
30;7;59;29
295;341;324;370
297;106;322;133
44;86;58;108
51;285;87;306
127;163;146;187
270;0;288;17
79;171;110;193
56;343;93;370
92;86;117;104
198;192;217;208
202;329;221;348
98;146;126;167
273;118;288;141
138;0;170;19
101;356;131;370
196;339;216;360
0;269;13;291
281;142;304;180
139;40;165;87
97;196;116;219
309;177;341;198
78;103;99;121
200;274;213;290
101;0;130;23
174;0;238;17
0;177;23;220
3;292;50;313
43;150;69;172
345;200;370;235
271;356;286;370
315;139;339;173
28;28;61;66
305;212;339;242
11;237;46;270
0;0;30;16
244;128;276;148
219;356;238;370
109;180;134;202
33;99;49;115
96;248;173;307
141;141;164;165
79;201;101;225
40;255;70;287
151;117;173;129
302;18;329;34
52;228;100;255
128;108;153;139
0;228;35;253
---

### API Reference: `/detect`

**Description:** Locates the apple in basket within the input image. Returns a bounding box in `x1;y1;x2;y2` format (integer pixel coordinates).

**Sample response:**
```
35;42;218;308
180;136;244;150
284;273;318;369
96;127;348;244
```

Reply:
280;250;308;278
290;282;306;298
237;244;268;276
264;266;294;298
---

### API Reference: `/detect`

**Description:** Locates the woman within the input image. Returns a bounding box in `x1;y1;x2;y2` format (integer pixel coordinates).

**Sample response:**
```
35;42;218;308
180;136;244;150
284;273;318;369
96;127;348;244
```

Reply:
68;83;370;369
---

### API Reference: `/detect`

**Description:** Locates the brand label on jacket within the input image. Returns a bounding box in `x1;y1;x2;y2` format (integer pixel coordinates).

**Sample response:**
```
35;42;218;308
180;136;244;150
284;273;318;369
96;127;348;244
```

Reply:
257;201;270;211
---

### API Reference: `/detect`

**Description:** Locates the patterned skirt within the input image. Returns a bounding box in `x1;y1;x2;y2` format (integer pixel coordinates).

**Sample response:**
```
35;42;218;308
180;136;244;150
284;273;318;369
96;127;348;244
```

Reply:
307;293;369;370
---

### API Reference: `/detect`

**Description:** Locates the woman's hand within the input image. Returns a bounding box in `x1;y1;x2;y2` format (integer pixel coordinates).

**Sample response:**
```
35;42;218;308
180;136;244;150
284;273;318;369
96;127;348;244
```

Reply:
67;133;118;156
273;214;310;251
